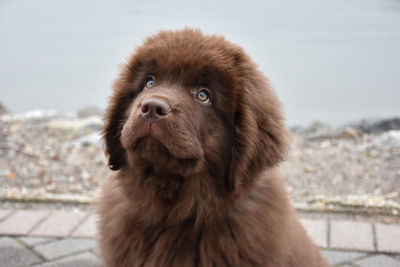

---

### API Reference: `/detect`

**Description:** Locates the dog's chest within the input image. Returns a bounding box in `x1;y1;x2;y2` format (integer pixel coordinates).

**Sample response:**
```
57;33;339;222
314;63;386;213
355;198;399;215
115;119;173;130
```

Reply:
117;221;269;267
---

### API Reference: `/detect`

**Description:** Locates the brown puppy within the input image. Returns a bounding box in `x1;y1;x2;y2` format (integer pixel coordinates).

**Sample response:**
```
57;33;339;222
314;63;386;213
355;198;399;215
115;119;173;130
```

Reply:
98;29;329;267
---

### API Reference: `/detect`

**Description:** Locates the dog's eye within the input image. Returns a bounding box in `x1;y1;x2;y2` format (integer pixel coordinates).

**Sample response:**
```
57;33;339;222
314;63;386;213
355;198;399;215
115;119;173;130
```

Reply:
195;88;210;103
144;76;155;89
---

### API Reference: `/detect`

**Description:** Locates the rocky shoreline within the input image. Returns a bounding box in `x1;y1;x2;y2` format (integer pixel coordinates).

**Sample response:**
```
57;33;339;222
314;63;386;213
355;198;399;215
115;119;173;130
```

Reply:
0;107;399;215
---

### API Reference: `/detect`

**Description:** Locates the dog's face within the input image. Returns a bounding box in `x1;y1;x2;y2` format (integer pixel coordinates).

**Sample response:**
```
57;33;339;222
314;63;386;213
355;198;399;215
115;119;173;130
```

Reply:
104;29;289;191
120;66;233;177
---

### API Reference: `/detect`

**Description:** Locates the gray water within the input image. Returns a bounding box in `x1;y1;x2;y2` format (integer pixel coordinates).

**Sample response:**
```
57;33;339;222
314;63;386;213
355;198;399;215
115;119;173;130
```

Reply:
1;0;399;126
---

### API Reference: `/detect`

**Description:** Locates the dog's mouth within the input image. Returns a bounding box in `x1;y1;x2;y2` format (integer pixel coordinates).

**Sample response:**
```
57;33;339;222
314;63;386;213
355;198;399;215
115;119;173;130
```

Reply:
127;119;201;157
134;135;170;158
131;120;176;159
133;135;201;175
121;112;204;175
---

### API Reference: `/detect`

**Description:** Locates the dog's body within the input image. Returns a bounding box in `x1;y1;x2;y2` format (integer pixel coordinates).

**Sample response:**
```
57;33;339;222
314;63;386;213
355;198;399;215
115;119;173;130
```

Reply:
98;29;329;267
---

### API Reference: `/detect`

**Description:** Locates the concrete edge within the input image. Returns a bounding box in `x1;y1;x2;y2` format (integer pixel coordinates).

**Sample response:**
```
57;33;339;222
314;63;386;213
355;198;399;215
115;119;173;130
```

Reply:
1;193;399;216
0;194;93;205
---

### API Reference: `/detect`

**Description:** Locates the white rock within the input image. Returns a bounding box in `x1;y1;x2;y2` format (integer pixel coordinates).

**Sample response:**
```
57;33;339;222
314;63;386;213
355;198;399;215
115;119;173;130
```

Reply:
75;132;103;146
47;116;102;130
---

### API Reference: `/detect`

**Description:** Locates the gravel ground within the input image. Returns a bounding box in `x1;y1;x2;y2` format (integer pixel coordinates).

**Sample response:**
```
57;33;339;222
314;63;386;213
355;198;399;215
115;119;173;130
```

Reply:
0;112;109;202
283;129;400;214
0;111;399;214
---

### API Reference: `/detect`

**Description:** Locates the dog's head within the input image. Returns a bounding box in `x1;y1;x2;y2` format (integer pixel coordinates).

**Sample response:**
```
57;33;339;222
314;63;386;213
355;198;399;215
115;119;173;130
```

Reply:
104;29;289;191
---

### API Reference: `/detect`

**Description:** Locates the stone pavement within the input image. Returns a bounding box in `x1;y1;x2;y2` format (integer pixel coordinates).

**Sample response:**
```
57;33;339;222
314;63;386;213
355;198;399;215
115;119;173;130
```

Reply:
0;208;399;267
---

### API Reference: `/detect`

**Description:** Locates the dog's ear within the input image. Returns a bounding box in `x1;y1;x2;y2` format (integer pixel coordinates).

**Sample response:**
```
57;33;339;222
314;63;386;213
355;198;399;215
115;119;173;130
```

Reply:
228;65;290;191
103;65;137;171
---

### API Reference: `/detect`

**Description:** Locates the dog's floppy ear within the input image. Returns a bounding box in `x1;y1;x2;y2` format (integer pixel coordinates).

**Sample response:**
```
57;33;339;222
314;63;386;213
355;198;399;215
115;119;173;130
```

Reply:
228;66;290;191
103;64;137;171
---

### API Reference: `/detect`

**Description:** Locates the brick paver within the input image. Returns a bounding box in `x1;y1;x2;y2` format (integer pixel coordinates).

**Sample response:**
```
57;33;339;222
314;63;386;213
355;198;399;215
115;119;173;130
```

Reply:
30;210;88;237
0;210;49;235
34;238;96;260
0;237;42;267
0;209;13;221
375;223;400;253
19;237;55;246
321;250;365;265
330;220;374;251
300;218;328;248
355;255;400;267
71;214;98;238
37;251;101;267
1;207;400;266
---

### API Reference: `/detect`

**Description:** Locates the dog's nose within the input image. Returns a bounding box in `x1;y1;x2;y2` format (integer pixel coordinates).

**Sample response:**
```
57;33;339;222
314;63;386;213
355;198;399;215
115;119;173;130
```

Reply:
140;98;171;122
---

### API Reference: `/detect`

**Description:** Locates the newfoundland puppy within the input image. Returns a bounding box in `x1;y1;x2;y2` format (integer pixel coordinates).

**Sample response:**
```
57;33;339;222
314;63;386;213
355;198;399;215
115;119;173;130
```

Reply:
98;29;329;267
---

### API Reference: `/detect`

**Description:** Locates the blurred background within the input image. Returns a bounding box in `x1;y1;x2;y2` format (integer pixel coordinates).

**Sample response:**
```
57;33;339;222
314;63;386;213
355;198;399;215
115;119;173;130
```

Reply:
0;0;400;212
1;0;400;126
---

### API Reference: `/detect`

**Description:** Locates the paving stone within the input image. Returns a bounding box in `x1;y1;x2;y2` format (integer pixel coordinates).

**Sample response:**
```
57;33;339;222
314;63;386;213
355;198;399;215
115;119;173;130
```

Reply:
321;249;365;265
300;218;328;248
0;209;13;221
34;238;96;260
375;223;400;253
330;220;374;251
38;251;101;267
355;254;400;267
71;214;98;238
30;210;88;237
0;237;42;267
0;210;49;235
18;237;55;246
92;244;100;256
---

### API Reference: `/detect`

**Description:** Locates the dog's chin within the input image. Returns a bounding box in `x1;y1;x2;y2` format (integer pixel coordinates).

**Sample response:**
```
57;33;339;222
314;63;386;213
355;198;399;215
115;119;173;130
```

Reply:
132;136;201;176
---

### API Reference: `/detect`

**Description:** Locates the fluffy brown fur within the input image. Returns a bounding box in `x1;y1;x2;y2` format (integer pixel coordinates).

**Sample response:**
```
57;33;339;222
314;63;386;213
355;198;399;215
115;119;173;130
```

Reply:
98;29;329;267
